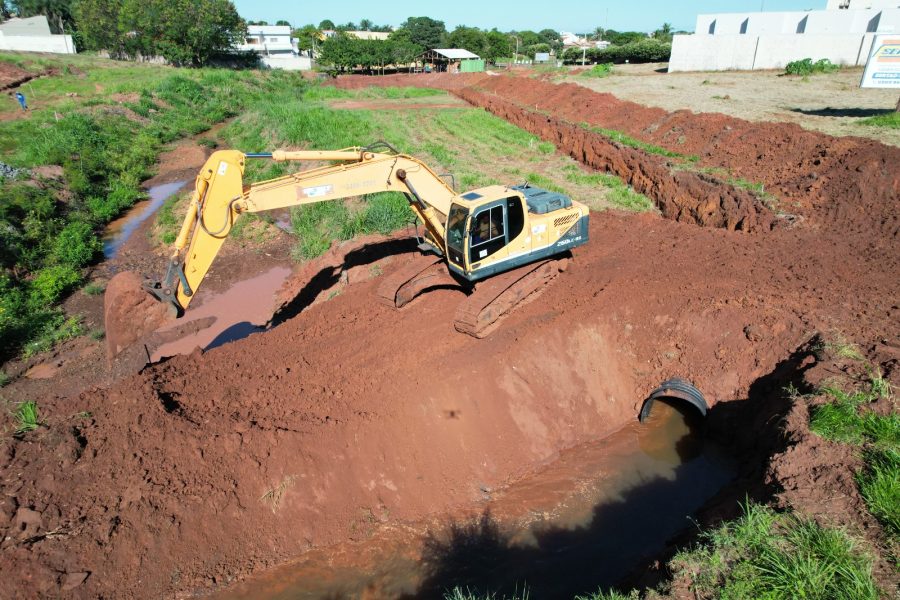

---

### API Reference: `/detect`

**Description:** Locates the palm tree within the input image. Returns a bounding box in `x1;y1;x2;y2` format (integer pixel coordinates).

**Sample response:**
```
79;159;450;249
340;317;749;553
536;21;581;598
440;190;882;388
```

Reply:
592;26;605;41
359;18;373;31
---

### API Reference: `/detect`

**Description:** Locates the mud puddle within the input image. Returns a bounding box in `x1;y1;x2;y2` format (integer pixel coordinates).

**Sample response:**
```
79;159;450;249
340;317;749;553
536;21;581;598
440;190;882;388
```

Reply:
151;266;291;361
102;180;187;259
214;400;735;599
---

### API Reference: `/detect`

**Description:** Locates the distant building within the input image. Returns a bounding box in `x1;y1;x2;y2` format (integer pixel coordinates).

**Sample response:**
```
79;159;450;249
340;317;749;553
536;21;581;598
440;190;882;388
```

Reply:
561;32;587;48
418;49;485;73
669;0;900;72
826;0;898;8
0;15;75;54
237;24;310;71
346;31;391;41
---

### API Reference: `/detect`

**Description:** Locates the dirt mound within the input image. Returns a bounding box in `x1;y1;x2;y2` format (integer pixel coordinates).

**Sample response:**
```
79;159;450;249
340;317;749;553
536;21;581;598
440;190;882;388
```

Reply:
1;75;899;598
455;86;778;232
463;77;899;238
103;271;172;361
0;61;36;90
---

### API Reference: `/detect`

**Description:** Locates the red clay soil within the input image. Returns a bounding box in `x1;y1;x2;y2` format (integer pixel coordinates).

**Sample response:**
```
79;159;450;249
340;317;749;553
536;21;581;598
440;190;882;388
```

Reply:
0;61;38;91
1;76;899;598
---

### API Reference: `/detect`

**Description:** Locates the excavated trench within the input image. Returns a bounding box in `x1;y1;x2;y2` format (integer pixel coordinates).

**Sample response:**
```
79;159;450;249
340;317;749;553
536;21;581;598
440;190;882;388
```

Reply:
454;87;779;233
2;74;898;598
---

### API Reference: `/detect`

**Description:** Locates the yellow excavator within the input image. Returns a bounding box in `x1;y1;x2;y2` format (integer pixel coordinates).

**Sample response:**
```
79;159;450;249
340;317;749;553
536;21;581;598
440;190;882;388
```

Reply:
104;142;589;356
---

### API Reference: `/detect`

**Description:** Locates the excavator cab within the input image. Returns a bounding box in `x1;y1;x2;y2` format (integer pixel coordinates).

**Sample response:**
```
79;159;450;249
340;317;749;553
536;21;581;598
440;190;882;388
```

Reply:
444;184;588;282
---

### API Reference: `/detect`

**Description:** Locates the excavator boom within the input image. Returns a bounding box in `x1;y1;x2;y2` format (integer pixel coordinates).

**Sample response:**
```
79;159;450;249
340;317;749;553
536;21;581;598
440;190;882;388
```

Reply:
105;142;588;360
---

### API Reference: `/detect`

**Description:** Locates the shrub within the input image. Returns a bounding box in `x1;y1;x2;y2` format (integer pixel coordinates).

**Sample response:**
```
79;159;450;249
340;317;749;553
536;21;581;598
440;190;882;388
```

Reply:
785;58;840;76
50;221;101;268
581;63;614;78
563;40;671;65
29;265;82;305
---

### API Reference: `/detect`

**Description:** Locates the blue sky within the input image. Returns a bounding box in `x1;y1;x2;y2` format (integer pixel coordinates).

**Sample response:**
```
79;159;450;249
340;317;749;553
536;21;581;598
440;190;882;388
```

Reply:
232;1;826;34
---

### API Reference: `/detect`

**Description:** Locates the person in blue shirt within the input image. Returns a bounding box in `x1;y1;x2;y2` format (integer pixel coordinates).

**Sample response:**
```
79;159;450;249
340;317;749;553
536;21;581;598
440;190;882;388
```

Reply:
14;91;27;111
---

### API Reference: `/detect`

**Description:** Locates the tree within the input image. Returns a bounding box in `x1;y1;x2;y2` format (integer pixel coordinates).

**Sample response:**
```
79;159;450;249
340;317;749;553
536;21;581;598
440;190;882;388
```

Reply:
292;23;320;54
485;29;511;61
447;25;486;57
74;0;246;66
72;0;120;53
318;19;334;30
247;20;268;26
537;28;562;53
10;0;75;34
653;22;673;43
396;16;445;50
358;18;373;31
591;26;605;41
275;19;290;27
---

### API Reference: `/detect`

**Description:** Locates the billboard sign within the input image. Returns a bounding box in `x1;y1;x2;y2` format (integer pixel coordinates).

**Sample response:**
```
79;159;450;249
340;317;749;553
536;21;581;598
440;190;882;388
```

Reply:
861;34;900;89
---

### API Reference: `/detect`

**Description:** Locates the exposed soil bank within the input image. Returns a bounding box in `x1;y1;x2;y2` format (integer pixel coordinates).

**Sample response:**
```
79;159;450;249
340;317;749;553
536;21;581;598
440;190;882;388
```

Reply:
214;401;734;599
1;76;898;598
456;86;777;232
337;73;899;237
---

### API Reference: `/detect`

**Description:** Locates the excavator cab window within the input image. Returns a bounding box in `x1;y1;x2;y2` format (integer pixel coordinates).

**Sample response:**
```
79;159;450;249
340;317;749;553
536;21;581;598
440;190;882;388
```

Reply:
446;203;469;267
469;205;506;263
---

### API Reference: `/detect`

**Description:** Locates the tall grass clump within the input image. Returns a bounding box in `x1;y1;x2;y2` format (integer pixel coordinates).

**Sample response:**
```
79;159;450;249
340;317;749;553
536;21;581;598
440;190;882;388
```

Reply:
669;502;879;600
809;369;899;547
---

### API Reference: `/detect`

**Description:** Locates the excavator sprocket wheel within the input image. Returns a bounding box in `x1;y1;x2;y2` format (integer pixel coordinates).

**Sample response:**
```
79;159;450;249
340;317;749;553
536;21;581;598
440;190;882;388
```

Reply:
454;258;568;339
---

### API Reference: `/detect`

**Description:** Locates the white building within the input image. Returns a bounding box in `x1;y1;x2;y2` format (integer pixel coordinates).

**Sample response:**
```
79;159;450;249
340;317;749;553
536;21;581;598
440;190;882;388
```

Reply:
0;15;75;54
669;1;900;72
238;24;310;70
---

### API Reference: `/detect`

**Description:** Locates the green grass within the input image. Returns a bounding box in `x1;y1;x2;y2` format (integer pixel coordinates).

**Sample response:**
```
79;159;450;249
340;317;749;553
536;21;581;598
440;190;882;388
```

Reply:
575;590;639;600
81;281;106;296
0;370;8;387
669;502;879;600
563;165;654;212
14;400;40;435
858;448;899;537
809;370;898;547
584;123;697;161
443;587;530;600
21;315;83;359
859;111;900;129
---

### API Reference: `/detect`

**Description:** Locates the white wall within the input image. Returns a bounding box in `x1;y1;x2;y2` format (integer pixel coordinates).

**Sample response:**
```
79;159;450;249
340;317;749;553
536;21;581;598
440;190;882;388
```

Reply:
753;33;868;68
261;55;311;71
669;35;759;71
669;33;873;71
0;32;75;54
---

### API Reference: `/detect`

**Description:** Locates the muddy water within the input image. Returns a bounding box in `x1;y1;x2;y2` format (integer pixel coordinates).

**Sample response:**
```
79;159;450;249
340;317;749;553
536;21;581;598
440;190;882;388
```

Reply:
102;181;188;259
151;266;291;361
215;401;735;599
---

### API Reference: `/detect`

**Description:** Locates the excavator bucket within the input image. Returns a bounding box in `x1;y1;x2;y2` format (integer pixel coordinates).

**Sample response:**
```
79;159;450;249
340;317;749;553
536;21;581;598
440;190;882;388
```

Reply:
103;271;173;362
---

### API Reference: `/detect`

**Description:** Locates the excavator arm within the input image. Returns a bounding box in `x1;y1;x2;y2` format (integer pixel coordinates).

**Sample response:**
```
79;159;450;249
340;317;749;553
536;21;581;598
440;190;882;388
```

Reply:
149;145;458;314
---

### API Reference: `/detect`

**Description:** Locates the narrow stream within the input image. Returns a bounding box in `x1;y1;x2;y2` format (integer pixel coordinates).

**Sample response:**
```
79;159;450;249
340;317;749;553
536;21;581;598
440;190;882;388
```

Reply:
102;180;188;259
215;400;735;599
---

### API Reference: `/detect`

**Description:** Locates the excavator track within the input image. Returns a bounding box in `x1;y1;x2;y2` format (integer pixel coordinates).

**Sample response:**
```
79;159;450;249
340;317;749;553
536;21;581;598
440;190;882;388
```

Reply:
376;253;449;308
454;258;568;338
